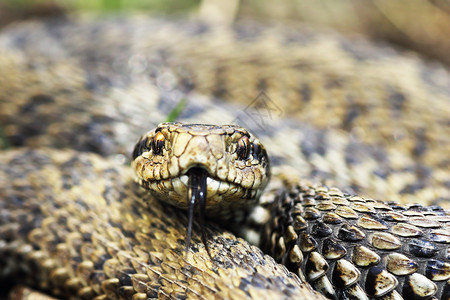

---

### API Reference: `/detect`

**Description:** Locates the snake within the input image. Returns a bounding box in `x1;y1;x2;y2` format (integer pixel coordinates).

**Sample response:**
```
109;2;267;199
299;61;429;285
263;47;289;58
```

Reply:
0;15;449;300
131;122;270;258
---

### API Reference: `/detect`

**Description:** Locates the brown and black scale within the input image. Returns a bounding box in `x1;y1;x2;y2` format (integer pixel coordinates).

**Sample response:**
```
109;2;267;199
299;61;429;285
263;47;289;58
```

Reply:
0;149;323;299
263;183;450;299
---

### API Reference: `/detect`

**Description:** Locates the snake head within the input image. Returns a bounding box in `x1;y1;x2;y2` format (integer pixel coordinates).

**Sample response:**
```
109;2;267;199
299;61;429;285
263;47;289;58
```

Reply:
131;122;270;215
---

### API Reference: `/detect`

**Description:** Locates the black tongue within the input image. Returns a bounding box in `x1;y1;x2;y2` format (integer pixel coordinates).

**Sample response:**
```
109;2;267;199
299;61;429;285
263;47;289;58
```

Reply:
186;168;211;258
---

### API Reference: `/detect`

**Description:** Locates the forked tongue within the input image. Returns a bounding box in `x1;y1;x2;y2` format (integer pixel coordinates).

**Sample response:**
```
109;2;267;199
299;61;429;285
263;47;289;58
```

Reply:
186;168;212;258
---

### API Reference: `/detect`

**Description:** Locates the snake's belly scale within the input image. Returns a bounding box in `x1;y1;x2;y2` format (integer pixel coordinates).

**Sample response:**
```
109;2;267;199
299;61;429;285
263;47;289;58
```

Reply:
0;16;449;300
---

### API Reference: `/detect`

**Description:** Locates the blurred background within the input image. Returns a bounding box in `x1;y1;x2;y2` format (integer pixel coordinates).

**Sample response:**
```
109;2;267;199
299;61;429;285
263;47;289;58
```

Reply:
0;0;449;65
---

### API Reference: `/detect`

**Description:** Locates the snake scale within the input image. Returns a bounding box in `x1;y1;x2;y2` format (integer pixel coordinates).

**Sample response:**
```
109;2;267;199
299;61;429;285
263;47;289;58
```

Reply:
0;15;449;300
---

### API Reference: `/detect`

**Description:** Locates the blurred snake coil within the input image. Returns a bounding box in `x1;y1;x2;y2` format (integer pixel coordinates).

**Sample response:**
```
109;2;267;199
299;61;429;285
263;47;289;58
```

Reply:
0;15;449;300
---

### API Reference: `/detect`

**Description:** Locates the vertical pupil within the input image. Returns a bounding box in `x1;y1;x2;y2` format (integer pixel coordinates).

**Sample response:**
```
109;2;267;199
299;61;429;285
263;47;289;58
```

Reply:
152;132;165;155
237;136;250;160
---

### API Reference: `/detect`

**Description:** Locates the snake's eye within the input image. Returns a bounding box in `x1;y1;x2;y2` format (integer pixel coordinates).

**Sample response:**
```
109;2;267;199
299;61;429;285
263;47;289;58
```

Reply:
237;136;251;160
151;131;165;155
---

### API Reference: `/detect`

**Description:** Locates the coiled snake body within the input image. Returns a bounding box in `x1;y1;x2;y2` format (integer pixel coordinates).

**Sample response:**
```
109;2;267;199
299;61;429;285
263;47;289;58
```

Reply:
0;16;449;300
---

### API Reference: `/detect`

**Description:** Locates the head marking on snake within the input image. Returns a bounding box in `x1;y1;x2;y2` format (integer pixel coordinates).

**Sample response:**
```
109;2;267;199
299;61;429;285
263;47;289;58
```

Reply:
132;122;271;255
132;122;270;208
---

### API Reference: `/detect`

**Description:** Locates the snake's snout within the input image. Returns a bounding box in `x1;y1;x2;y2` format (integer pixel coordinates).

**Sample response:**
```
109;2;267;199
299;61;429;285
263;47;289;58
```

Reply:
175;134;225;180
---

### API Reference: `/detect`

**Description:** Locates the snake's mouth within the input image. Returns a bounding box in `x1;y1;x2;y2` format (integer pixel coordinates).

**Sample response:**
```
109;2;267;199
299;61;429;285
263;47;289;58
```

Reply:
142;166;258;211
